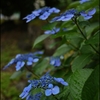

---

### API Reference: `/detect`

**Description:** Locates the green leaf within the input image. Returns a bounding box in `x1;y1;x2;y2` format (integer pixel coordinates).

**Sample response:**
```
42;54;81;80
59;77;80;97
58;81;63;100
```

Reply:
85;30;99;45
53;44;71;56
72;54;92;72
33;34;51;47
33;58;49;75
82;65;99;100
42;22;57;30
85;22;99;36
69;69;93;100
10;71;22;79
80;44;95;54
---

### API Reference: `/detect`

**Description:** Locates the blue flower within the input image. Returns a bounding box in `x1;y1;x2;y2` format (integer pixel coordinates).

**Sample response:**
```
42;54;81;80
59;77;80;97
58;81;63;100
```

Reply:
15;61;25;71
23;7;60;22
23;14;36;23
79;0;90;4
48;7;60;13
54;77;68;86
44;27;60;34
45;84;60;96
80;8;96;20
39;11;50;20
19;84;32;99
26;93;42;100
3;51;43;71
50;57;61;67
50;9;77;22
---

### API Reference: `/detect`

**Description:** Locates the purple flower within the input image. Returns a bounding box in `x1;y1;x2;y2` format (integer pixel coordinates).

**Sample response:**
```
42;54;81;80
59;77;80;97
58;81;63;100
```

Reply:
39;11;50;20
44;27;60;34
45;84;60;96
19;84;32;99
54;77;68;86
50;57;61;67
79;0;90;4
80;8;96;20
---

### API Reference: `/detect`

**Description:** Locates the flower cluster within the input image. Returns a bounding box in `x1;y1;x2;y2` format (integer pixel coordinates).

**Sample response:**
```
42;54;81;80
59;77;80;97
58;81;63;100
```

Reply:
20;72;68;99
23;7;60;22
3;51;43;71
50;9;78;22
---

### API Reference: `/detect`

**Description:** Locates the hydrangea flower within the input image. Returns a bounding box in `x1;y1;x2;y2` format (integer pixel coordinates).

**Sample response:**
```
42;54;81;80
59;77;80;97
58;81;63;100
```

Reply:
50;9;77;22
54;77;68;86
44;27;60;34
79;0;90;4
19;84;32;99
45;84;60;96
23;7;60;22
50;56;61;67
80;8;96;20
3;51;43;71
26;93;42;100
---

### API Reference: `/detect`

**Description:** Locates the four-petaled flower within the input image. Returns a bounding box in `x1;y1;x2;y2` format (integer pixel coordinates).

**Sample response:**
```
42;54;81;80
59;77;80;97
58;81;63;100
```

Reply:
50;56;61;67
45;84;60;96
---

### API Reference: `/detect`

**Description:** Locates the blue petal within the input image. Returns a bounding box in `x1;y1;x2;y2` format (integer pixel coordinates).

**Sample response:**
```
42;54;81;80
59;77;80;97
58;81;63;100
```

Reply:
33;58;39;62
61;81;68;86
52;86;60;95
45;89;52;96
88;8;96;15
48;84;53;88
27;61;33;66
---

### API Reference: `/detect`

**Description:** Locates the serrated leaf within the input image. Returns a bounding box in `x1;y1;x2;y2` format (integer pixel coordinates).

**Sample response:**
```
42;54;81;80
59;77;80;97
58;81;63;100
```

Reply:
72;54;92;72
10;71;22;79
33;34;51;47
82;65;99;100
53;44;71;56
69;69;93;100
85;30;99;45
85;22;99;36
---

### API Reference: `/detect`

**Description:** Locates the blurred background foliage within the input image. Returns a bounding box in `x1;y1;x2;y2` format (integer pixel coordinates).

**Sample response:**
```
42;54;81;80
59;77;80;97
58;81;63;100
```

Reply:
1;0;99;100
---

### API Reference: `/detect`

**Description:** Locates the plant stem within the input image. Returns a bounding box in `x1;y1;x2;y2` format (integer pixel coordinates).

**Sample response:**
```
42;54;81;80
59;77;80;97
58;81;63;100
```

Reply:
25;66;39;79
73;18;100;55
53;95;59;100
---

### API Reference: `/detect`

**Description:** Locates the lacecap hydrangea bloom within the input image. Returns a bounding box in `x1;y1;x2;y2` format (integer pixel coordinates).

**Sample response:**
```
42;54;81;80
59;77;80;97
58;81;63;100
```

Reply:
3;51;43;71
23;7;60;22
20;72;68;99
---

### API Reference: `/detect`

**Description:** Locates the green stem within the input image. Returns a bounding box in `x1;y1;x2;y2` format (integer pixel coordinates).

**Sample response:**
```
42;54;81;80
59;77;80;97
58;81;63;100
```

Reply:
53;95;59;100
25;66;40;79
73;18;100;55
